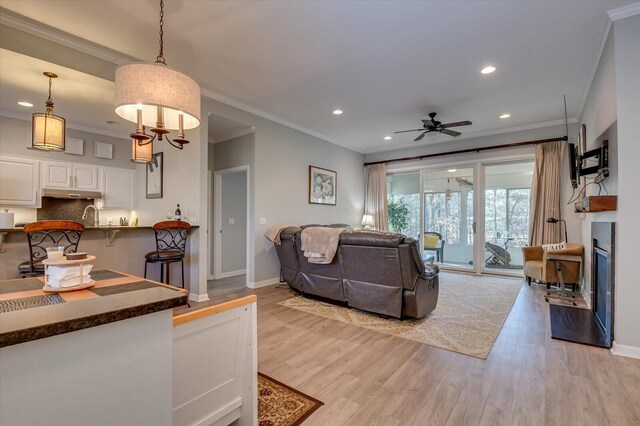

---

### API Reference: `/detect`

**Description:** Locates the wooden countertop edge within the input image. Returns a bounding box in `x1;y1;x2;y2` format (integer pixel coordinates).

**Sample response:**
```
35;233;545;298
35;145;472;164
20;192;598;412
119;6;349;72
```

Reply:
172;295;257;326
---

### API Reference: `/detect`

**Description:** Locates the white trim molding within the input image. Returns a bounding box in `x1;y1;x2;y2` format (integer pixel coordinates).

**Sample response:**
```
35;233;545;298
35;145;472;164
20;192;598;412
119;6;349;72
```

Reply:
608;3;640;21
188;293;210;303
216;269;247;280
611;341;640;359
247;277;279;289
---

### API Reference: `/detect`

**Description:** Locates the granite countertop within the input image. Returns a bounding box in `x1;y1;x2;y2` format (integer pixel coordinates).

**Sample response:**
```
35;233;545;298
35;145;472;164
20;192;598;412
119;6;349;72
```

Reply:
0;270;188;347
0;225;199;232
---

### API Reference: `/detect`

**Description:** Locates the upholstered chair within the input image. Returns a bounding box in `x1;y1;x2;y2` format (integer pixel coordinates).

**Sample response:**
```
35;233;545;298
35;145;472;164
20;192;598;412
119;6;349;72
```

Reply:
522;243;584;288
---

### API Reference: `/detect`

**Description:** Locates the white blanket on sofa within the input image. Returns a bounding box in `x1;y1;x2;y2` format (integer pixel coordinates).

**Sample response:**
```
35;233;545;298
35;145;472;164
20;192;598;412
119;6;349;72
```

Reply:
301;227;345;264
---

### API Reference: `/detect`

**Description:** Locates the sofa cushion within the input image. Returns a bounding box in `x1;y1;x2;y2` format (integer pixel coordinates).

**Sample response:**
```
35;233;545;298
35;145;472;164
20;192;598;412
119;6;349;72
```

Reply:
339;230;405;248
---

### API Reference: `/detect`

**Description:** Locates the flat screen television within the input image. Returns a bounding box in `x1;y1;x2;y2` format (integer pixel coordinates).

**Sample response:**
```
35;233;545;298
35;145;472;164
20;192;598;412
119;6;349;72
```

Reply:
568;142;579;188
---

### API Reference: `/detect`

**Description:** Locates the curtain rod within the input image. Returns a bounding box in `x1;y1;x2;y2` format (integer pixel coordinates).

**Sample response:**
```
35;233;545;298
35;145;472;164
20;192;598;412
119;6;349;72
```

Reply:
363;136;568;167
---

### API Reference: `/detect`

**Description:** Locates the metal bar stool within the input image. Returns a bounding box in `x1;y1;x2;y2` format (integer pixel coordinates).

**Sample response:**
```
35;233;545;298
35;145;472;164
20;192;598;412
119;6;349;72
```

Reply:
19;220;85;278
144;220;191;288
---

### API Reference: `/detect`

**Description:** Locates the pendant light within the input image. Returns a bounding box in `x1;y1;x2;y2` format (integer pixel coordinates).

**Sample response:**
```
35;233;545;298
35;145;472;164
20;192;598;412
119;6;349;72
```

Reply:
130;138;154;164
32;72;65;151
114;0;200;154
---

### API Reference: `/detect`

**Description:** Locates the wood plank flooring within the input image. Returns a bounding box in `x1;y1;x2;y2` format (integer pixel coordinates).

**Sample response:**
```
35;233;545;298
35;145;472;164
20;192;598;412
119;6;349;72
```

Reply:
178;275;640;425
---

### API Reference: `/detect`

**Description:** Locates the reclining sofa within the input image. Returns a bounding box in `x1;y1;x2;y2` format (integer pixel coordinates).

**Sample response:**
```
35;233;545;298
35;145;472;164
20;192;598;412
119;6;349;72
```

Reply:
274;225;439;319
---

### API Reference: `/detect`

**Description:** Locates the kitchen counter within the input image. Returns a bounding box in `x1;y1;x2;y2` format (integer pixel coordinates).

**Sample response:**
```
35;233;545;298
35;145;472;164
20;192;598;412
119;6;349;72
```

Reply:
0;270;188;347
0;224;199;232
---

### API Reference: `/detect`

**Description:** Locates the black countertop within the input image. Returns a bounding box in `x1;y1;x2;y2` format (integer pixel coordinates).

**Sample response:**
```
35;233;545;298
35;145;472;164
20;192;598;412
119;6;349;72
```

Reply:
0;270;188;347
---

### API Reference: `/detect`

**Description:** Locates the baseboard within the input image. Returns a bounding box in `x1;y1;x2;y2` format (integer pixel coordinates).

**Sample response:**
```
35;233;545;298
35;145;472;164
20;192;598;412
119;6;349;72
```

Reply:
611;342;640;360
216;269;246;279
188;293;210;303
247;277;280;289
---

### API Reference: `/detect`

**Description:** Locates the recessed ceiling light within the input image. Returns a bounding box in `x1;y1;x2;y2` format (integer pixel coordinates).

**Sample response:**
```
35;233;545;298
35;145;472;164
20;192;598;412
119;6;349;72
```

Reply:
384;136;392;140
448;169;457;173
481;66;496;74
106;120;120;125
332;109;343;115
499;113;511;119
18;101;33;107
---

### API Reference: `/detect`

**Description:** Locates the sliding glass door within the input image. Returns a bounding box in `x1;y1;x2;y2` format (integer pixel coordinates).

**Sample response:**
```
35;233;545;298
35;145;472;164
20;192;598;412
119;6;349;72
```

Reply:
387;159;534;276
422;168;474;270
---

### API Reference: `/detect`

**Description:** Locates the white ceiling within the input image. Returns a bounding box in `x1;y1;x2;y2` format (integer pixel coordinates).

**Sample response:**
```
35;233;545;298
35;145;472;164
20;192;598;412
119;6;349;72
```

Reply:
1;1;635;153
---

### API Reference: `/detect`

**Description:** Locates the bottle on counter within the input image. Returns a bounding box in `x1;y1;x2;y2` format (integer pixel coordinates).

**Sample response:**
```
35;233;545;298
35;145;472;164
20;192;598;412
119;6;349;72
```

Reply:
175;204;182;221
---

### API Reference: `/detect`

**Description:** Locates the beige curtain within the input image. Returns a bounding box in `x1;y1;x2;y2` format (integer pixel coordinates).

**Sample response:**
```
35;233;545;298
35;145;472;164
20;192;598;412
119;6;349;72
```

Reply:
365;164;389;231
529;141;564;245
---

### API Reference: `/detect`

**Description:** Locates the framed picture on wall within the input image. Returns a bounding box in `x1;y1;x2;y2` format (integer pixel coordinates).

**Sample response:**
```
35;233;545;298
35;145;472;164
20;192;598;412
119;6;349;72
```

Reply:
146;152;163;199
309;165;337;205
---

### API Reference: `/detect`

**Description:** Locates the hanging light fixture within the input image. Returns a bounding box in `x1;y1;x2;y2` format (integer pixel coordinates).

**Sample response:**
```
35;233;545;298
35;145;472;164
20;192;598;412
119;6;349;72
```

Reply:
130;138;154;164
114;0;200;153
32;72;65;151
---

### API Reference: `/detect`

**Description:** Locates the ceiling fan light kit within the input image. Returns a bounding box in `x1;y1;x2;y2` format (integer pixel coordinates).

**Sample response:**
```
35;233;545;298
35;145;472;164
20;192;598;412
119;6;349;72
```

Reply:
114;0;201;162
32;72;66;152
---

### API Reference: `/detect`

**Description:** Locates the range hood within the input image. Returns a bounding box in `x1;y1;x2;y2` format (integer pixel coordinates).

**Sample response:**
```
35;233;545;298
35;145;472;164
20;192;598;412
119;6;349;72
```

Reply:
41;188;103;200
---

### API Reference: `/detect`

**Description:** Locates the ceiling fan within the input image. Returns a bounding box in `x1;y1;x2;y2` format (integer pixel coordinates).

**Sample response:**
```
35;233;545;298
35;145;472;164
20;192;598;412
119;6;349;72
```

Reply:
394;112;472;141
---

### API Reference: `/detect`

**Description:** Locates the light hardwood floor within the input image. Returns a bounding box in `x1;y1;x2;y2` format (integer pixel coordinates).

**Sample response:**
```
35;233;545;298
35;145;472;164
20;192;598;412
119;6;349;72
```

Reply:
179;275;640;425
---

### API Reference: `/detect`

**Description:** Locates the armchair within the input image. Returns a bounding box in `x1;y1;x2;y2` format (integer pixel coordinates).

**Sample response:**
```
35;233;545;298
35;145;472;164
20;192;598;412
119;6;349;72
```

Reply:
423;232;445;263
522;243;584;289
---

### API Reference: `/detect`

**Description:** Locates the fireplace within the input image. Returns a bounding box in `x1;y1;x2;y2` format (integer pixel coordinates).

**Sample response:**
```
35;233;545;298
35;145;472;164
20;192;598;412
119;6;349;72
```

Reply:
591;222;615;347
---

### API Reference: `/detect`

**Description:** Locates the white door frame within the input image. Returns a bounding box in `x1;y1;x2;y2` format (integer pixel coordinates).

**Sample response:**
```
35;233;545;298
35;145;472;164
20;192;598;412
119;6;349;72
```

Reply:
207;170;214;280
213;165;251;281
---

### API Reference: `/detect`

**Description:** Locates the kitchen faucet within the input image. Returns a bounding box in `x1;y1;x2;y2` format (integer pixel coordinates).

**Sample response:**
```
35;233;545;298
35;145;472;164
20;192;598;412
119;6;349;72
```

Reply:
82;205;100;227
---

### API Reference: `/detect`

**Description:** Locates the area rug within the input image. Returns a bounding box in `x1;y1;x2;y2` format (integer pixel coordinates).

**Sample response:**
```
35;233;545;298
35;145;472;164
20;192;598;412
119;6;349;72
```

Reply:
279;272;522;359
258;372;323;426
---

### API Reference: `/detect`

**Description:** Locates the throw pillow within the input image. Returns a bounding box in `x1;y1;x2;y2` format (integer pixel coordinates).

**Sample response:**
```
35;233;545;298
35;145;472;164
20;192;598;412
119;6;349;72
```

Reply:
542;242;567;252
424;234;440;248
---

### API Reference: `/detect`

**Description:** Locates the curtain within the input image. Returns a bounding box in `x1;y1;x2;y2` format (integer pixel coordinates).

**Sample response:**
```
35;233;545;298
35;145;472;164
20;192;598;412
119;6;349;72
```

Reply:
529;141;564;245
365;164;389;231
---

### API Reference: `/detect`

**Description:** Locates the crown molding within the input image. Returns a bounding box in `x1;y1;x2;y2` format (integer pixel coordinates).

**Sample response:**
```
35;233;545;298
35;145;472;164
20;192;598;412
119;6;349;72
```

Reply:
364;118;577;155
0;110;129;140
0;8;137;65
608;2;640;21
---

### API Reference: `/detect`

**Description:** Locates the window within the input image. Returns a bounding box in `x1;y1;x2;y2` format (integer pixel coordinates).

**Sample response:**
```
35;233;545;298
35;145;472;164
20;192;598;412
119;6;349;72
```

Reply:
485;188;530;248
424;191;462;244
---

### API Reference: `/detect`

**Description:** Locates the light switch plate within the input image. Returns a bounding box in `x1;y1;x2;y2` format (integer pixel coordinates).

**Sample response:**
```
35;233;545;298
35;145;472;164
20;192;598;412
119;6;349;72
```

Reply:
259;217;266;225
228;218;235;225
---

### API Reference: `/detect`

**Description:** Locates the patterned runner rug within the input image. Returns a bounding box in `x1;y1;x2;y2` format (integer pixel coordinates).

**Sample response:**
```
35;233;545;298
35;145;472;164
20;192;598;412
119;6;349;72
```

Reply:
258;373;323;426
279;272;522;359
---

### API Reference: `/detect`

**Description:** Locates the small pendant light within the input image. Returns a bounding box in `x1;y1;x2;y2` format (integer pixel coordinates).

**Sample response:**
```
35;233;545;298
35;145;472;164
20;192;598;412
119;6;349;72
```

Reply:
32;72;65;151
130;138;154;164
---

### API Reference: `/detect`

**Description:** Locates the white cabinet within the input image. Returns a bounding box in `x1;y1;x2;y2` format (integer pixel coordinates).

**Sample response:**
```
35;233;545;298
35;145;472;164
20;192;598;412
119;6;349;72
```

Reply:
42;161;99;190
0;155;40;207
102;167;135;209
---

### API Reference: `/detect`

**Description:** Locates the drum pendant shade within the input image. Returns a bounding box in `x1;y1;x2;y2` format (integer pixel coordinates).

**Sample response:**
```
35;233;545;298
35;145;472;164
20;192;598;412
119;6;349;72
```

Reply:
114;63;201;130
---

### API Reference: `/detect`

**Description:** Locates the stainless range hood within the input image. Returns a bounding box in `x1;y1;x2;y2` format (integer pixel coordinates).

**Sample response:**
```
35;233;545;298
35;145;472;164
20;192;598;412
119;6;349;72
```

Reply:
41;188;103;200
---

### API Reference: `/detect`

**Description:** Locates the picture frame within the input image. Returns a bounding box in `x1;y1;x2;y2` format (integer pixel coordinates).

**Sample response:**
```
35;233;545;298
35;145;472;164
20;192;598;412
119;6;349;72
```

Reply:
146;152;163;199
309;165;337;205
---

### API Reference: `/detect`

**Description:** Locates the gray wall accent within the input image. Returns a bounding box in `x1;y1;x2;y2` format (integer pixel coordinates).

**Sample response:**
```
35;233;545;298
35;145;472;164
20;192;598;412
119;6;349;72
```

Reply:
0;115;133;169
612;14;640;351
221;171;247;273
212;133;255;171
200;101;366;284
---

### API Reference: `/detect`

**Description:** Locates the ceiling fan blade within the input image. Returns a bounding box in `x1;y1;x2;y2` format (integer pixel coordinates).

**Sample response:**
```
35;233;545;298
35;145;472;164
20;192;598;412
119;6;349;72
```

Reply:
440;129;462;137
394;128;425;134
414;132;428;141
421;119;435;128
441;120;472;128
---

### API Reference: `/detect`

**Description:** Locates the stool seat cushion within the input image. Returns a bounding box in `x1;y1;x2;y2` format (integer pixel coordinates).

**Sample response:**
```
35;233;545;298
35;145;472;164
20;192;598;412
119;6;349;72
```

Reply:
145;250;184;262
18;260;44;274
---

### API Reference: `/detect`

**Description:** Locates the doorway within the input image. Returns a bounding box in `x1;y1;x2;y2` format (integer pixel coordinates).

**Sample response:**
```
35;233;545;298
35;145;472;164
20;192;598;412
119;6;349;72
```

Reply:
213;166;250;279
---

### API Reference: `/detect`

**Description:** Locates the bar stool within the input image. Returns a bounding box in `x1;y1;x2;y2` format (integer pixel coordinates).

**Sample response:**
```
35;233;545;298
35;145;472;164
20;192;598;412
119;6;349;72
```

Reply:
144;220;191;288
19;220;85;278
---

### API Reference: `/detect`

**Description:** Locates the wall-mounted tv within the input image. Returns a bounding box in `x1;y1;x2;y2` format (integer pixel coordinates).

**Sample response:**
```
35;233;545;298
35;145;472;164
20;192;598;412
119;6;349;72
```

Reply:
568;140;609;188
569;142;579;188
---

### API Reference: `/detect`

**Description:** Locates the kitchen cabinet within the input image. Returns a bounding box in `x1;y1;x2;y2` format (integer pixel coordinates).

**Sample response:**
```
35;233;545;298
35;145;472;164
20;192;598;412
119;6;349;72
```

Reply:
102;167;135;209
41;161;99;191
0;155;40;207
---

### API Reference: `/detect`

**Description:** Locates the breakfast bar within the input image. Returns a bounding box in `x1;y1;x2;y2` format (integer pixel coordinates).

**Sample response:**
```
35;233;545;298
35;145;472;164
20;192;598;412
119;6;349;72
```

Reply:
0;270;188;426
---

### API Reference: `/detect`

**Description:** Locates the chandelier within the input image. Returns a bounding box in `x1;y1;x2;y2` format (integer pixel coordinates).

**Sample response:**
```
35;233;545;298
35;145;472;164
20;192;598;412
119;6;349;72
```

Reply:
114;0;201;161
32;72;65;151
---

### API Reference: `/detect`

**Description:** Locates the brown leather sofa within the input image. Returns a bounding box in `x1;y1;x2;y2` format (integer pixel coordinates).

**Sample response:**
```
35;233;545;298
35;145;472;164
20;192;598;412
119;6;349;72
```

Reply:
274;226;439;319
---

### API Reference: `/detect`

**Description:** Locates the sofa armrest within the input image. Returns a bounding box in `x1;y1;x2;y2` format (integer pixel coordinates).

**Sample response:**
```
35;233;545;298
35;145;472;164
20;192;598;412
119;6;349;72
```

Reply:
522;246;543;262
